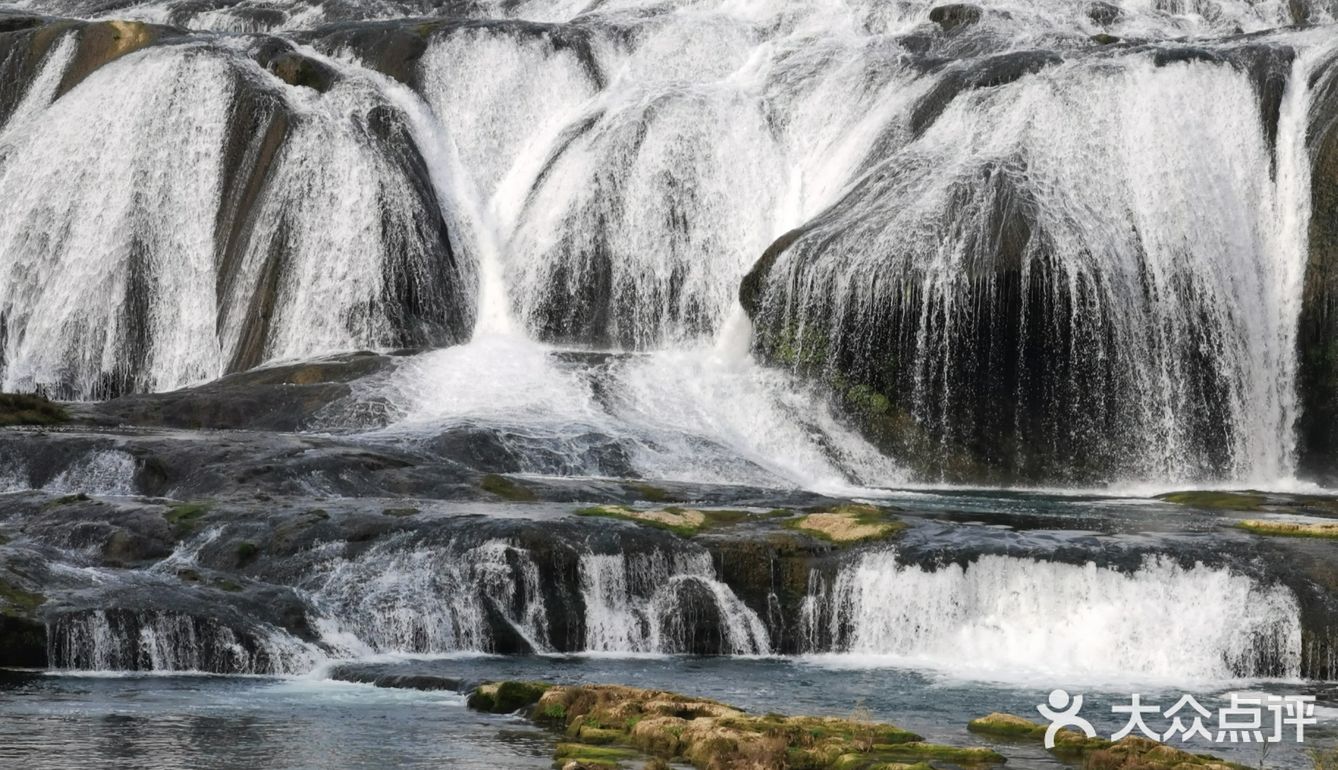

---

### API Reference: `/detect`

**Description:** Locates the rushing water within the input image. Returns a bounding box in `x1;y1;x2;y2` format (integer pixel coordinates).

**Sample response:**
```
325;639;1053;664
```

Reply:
3;1;1338;768
0;0;1332;488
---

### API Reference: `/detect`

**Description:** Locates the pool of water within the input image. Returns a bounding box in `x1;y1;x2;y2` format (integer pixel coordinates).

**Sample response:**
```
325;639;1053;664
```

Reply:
3;656;1335;769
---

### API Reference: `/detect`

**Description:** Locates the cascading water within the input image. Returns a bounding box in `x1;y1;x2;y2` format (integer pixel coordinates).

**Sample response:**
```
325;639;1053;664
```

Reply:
49;608;318;674
579;550;769;655
306;536;552;655
0;0;1331;487
800;549;1303;683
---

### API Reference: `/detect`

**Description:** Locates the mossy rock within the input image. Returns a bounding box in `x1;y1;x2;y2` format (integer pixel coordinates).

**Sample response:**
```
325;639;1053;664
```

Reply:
235;541;259;565
163;501;210;535
967;712;1046;739
480;474;537;502
553;742;640;769
382;507;419;518
0;578;43;615
524;683;996;770
1156;490;1267;511
44;493;90;508
966;714;1244;768
467;681;552;714
1237;519;1338;539
0;393;67;427
786;504;905;545
575;505;752;538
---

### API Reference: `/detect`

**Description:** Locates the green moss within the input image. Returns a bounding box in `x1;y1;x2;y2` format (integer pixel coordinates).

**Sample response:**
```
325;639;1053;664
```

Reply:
784;503;905;545
235;541;259;564
966;713;1246;768
967;712;1045;739
45;493;90;508
467;681;552;714
1091;33;1120;44
579;726;625;744
1237;519;1338;539
0;578;44;615
0;533;10;546
164;501;210;535
871;742;1004;764
480;474;537;502
0;393;68;427
306;508;330;520
553;742;639;768
1156;490;1267;511
213;578;243;593
540;703;568;722
382;507;419;518
524;683;998;770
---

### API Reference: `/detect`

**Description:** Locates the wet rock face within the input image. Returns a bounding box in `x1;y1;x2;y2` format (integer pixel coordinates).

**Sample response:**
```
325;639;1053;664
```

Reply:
0;15;473;399
929;4;983;32
1299;51;1338;485
1087;2;1122;26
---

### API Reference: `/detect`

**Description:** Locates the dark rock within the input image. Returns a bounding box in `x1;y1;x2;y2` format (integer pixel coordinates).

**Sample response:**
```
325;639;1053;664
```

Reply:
264;49;340;93
1298;50;1338;484
1090;33;1120;45
928;4;982;32
76;352;397;432
908;50;1061;138
1087;2;1122;26
0;393;66;426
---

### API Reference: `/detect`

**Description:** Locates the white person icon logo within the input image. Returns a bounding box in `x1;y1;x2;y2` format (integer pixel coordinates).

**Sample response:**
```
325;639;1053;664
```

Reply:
1037;689;1098;749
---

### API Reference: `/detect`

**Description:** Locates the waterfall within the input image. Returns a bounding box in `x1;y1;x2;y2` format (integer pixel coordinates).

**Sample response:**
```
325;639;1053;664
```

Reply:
48;608;319;674
0;1;1332;485
0;45;233;398
308;536;552;655
800;550;1303;683
43;450;137;495
748;42;1329;484
579;550;770;655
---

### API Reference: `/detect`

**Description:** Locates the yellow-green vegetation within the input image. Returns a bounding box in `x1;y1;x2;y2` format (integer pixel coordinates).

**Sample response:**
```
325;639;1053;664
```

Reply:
0;393;68;426
163;501;210;535
1237;519;1338;539
1313;748;1338;770
0;577;44;615
968;713;1245;768
481;474;537;502
574;505;752;537
468;681;553;714
786;504;904;545
1156;490;1267;511
469;681;1003;770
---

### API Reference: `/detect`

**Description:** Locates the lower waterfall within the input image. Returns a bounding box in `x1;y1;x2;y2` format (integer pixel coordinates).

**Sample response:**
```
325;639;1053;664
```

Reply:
800;550;1303;683
579;550;770;656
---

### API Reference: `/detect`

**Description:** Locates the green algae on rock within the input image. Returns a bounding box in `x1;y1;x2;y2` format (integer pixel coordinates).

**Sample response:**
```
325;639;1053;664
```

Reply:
967;713;1247;768
469;681;1003;769
1237;519;1338;539
785;504;905;545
